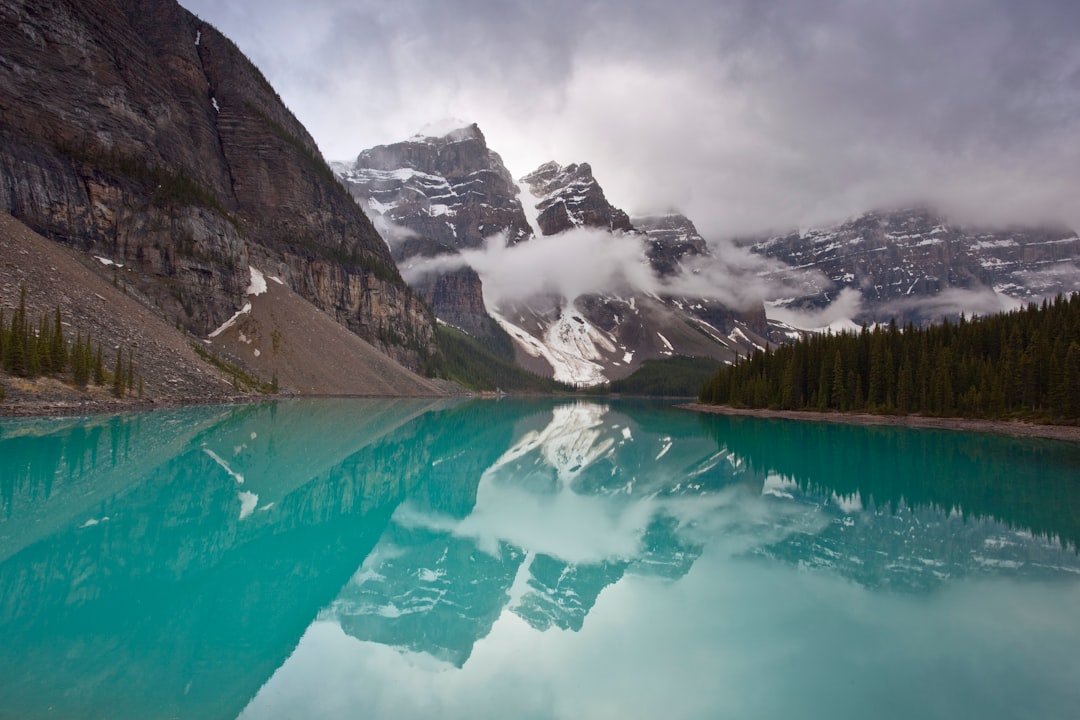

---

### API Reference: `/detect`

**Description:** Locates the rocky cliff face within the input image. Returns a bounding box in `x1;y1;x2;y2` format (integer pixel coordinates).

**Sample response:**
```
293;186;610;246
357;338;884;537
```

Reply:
335;123;528;340
751;208;1080;324
337;123;532;250
519;161;634;235
0;0;435;369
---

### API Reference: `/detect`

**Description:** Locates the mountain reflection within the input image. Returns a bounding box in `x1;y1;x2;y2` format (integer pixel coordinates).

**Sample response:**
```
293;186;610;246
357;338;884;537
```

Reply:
327;401;754;666
1;399;1078;719
700;413;1080;589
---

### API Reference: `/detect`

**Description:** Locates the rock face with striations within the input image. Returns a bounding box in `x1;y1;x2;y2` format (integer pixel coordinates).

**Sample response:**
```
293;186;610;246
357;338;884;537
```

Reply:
519;161;634;236
335;123;532;339
0;0;435;369
750;207;1080;324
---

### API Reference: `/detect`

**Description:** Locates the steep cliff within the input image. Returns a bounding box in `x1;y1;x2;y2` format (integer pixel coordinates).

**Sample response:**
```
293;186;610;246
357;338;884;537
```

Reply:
0;0;436;370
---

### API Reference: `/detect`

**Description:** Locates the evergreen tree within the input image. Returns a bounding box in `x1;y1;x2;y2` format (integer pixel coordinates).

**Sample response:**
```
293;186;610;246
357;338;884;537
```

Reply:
72;331;89;388
126;349;135;392
112;347;124;397
93;342;105;386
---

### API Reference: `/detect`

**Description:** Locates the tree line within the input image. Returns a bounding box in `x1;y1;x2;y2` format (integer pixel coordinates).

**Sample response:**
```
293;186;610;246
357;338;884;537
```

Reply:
699;293;1080;424
0;287;142;399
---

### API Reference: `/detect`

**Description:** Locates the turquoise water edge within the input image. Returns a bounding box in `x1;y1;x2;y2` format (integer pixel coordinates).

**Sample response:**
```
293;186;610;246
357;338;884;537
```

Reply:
1;398;1078;719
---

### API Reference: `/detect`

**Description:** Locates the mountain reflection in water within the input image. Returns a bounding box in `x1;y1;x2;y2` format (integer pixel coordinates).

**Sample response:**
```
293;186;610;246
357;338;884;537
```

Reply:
0;399;1077;720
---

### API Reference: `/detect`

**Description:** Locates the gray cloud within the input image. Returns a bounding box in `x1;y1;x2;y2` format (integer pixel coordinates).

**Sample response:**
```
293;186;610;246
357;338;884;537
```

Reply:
399;227;823;314
183;0;1080;239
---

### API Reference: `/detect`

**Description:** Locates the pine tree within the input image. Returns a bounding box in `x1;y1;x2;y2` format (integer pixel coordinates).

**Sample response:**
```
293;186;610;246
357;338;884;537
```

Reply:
72;331;89;388
126;349;134;392
1065;342;1080;419
93;341;105;386
50;306;66;372
112;347;124;397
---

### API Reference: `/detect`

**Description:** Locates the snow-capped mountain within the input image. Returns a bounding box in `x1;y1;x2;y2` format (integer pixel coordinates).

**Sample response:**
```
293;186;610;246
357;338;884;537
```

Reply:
751;207;1080;325
336;123;774;386
334;123;532;250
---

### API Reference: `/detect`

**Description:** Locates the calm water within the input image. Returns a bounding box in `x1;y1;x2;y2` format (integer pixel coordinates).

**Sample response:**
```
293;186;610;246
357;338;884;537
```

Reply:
1;398;1079;720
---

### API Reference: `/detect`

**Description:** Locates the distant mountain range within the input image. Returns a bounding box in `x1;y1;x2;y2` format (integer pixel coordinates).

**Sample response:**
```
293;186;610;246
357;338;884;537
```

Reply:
747;208;1080;326
334;123;1080;385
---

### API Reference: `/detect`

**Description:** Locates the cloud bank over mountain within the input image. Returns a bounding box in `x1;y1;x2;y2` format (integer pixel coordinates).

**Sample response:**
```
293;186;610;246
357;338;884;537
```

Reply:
186;0;1080;238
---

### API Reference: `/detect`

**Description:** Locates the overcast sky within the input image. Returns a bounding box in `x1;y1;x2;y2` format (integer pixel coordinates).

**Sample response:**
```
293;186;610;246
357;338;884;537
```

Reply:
182;0;1080;239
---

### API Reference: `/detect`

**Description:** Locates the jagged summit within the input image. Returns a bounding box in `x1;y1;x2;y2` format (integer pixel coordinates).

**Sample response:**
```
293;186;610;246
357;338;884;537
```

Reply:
410;119;483;143
338;124;530;249
520;161;634;235
336;127;777;386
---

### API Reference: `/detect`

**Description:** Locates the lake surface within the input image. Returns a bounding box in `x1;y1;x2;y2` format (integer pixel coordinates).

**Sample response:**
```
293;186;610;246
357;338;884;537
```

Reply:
1;398;1079;720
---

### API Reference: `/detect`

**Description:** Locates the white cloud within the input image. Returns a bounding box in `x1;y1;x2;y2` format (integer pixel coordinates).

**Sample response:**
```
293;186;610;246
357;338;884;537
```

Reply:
766;288;864;332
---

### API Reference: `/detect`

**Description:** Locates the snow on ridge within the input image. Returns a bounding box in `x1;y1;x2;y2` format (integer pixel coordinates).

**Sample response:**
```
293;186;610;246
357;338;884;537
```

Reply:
411;118;474;141
208;302;251;338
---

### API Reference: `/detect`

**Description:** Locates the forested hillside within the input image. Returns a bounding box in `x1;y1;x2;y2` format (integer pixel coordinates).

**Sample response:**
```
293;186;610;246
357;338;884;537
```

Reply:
699;294;1080;424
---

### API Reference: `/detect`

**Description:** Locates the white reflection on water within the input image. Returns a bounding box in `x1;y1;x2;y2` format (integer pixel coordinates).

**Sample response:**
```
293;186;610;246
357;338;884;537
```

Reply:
237;402;1080;720
241;546;1080;720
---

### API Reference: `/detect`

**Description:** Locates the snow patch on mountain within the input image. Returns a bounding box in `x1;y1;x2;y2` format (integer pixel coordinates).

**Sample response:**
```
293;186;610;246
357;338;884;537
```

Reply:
246;266;267;296
516;180;544;239
488;306;612;386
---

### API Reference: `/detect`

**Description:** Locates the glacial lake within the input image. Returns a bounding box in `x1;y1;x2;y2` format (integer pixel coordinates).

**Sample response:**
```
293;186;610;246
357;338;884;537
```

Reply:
1;398;1079;720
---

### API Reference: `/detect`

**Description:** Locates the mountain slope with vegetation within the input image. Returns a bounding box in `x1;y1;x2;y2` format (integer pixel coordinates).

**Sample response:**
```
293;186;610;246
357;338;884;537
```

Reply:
699;294;1080;424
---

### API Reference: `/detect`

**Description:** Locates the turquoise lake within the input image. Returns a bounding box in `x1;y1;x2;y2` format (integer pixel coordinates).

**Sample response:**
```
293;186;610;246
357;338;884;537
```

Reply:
1;398;1079;719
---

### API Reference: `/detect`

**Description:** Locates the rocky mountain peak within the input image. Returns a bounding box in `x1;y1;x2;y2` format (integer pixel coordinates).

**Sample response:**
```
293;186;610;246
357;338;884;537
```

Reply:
339;128;775;387
338;122;531;250
409;120;484;144
519;161;634;236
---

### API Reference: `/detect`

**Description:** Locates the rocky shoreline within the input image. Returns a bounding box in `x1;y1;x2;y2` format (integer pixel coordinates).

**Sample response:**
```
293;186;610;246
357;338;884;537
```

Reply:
679;403;1080;443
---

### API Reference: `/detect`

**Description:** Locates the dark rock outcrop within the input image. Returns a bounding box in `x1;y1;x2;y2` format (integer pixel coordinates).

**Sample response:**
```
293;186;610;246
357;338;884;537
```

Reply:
0;0;435;369
632;213;709;278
